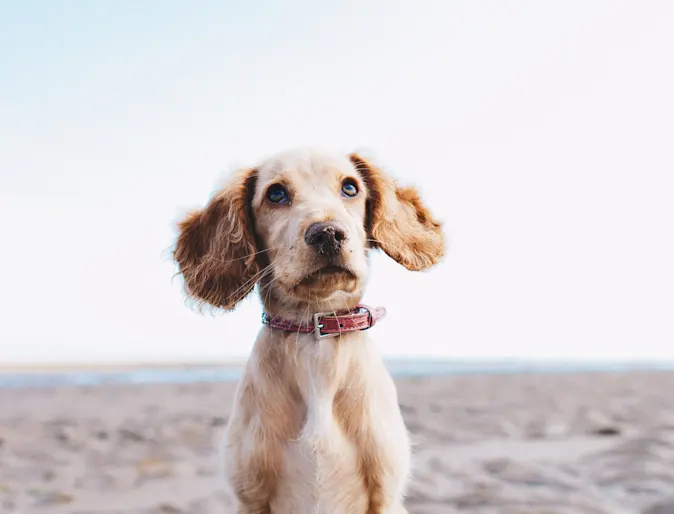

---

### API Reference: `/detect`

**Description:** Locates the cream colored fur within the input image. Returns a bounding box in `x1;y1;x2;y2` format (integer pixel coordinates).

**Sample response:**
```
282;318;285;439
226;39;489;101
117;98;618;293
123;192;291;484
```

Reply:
173;149;444;513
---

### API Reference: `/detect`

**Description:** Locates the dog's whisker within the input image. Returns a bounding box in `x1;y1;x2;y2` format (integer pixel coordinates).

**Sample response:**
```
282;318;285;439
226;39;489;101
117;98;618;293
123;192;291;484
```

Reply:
324;295;344;345
232;264;273;296
294;300;312;359
224;264;274;306
207;247;278;266
366;238;414;255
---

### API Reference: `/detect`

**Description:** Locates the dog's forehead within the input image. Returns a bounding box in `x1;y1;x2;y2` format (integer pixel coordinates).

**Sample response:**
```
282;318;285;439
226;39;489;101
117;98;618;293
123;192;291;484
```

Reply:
257;149;355;184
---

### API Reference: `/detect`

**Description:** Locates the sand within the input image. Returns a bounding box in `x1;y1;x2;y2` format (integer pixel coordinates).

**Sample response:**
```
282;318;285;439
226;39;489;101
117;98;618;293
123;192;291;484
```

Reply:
1;371;674;513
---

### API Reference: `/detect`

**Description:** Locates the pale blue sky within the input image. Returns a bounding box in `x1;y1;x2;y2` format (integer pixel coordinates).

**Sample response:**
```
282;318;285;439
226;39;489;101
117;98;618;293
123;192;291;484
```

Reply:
1;1;673;363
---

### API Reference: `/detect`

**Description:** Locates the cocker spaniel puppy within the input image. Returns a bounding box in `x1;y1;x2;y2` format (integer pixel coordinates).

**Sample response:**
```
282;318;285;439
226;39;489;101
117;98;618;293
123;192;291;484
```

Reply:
174;149;444;514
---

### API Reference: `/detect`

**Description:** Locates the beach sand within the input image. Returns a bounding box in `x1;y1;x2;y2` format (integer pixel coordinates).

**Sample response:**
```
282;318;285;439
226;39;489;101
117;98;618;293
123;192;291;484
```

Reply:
1;371;674;513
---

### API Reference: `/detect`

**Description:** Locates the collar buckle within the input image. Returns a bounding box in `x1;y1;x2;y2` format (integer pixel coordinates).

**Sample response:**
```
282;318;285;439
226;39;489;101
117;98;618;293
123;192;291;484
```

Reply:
313;312;340;340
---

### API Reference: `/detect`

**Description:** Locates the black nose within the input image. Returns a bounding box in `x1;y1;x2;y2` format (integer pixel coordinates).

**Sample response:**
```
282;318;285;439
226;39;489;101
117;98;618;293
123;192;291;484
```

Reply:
304;221;347;257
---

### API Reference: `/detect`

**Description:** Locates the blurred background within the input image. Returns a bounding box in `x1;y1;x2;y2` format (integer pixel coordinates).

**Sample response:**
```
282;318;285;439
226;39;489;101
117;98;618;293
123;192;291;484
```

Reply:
1;1;673;513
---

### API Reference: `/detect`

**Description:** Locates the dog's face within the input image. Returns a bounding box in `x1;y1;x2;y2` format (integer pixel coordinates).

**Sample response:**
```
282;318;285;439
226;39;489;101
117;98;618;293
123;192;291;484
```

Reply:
252;151;370;306
174;149;444;313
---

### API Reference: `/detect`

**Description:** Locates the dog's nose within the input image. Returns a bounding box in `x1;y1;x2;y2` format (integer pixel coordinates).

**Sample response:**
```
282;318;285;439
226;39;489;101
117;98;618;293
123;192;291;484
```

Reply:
304;221;347;257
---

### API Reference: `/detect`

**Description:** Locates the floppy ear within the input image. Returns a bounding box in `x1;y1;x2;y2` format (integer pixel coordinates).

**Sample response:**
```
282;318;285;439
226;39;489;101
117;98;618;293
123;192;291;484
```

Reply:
350;154;445;271
173;168;259;310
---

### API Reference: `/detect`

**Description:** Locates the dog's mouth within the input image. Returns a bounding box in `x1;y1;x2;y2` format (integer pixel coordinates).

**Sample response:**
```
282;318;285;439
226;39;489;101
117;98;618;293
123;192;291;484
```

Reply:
297;264;357;288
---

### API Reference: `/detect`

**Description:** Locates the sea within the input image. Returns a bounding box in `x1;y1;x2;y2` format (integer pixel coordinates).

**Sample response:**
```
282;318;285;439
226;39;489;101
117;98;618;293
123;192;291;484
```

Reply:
1;359;672;389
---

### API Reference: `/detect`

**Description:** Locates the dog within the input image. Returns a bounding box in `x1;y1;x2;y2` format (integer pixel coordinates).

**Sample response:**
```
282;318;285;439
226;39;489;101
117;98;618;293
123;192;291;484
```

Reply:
173;148;444;513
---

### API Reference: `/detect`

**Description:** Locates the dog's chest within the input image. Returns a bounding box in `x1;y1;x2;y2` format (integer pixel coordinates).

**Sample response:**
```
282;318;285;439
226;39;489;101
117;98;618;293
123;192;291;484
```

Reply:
273;387;379;514
270;336;410;513
275;399;367;513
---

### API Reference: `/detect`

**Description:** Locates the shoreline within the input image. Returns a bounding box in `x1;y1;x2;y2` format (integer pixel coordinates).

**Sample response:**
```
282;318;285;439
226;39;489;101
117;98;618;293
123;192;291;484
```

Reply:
0;362;247;375
2;361;674;392
1;357;672;374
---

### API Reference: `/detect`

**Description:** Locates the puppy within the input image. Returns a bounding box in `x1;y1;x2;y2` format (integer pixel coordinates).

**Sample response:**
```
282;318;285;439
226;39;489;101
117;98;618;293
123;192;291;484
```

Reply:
173;149;444;513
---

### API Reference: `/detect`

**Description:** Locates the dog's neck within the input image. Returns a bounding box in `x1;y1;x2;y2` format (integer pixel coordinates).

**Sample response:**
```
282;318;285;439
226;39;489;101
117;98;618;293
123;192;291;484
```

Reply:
259;287;363;325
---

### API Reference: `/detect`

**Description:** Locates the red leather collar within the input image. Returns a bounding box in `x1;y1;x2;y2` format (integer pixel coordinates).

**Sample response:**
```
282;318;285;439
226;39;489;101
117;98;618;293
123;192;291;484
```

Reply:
262;304;386;340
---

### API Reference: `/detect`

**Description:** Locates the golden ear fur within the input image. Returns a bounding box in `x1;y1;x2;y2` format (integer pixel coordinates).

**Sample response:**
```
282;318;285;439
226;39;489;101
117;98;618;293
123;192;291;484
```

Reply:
173;168;259;310
350;154;445;271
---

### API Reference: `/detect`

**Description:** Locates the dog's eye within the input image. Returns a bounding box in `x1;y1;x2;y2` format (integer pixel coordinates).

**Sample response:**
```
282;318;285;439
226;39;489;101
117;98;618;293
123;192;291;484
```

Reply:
341;179;359;198
266;184;290;204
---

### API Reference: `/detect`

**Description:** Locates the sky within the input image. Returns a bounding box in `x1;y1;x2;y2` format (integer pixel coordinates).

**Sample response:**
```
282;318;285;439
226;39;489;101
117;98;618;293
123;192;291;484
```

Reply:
1;0;673;364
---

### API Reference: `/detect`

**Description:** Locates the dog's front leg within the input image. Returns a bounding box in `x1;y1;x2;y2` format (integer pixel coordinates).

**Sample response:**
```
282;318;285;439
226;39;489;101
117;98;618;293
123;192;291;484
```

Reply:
228;435;280;514
336;372;411;514
224;374;300;514
225;419;280;514
356;431;409;514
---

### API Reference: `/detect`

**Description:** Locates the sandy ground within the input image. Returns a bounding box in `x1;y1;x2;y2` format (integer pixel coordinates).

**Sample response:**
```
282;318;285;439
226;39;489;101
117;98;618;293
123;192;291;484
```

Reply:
2;371;674;514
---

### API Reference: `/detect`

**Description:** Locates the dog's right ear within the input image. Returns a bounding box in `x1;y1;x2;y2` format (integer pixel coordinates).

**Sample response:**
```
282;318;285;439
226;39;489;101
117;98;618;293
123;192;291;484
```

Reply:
173;168;259;310
350;153;445;271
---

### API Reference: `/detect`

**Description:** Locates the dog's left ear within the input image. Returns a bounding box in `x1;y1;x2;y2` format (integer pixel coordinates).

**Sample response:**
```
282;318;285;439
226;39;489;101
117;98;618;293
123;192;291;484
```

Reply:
173;168;260;310
350;153;445;271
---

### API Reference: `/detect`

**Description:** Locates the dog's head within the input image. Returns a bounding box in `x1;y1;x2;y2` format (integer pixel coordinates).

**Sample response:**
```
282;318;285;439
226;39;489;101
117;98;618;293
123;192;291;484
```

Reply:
174;149;444;314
